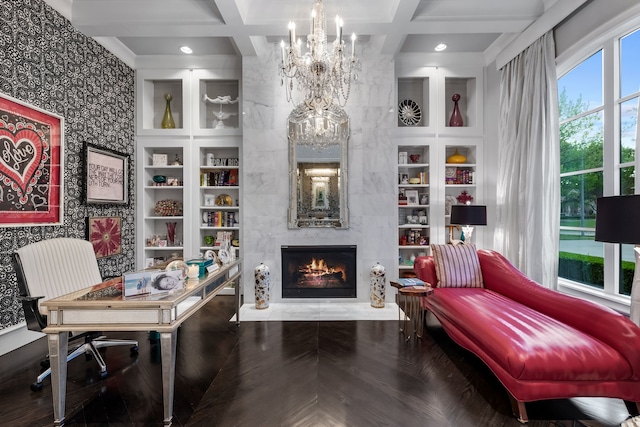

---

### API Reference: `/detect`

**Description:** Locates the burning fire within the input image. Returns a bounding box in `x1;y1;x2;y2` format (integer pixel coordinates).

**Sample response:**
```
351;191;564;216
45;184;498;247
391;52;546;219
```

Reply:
299;258;345;280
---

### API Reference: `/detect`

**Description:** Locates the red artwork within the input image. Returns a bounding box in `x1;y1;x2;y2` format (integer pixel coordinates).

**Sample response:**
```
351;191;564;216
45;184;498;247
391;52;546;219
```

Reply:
88;216;122;258
0;94;63;226
0;96;63;227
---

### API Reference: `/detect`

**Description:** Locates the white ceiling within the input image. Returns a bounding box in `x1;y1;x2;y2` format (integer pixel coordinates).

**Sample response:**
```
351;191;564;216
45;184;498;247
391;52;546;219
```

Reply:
44;0;574;64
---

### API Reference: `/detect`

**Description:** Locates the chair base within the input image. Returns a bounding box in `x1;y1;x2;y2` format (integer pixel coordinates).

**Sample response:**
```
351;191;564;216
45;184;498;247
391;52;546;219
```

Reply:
31;338;138;391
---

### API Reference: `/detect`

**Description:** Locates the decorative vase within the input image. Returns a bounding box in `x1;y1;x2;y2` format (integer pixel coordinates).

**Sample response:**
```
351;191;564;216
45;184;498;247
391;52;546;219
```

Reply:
161;93;176;129
447;149;467;164
449;93;463;127
254;263;270;309
166;222;177;246
370;262;386;308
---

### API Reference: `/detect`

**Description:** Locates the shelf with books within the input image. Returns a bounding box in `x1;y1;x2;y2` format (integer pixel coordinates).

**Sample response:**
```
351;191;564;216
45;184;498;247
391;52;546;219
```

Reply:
397;144;430;278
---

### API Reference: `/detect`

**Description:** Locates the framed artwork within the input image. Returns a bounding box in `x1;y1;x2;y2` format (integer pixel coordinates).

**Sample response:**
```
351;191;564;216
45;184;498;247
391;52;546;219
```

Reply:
0;93;64;227
87;216;122;258
84;142;129;204
405;190;419;206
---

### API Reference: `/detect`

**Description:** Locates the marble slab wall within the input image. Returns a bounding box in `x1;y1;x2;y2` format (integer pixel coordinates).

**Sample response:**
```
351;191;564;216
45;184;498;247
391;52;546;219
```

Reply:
241;43;397;303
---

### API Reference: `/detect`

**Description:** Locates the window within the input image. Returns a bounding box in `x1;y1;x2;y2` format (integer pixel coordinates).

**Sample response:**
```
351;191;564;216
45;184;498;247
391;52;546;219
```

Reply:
558;26;639;305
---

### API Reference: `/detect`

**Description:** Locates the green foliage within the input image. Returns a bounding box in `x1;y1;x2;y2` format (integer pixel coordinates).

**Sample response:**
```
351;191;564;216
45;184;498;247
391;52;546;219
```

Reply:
559;89;604;218
558;251;604;287
558;252;634;295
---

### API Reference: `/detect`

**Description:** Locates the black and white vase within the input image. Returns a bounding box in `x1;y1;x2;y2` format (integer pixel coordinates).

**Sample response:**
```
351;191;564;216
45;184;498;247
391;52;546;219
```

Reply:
254;263;270;309
370;262;386;308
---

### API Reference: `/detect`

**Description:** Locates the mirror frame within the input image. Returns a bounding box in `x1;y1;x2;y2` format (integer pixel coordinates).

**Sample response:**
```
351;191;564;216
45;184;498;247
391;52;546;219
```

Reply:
287;103;349;229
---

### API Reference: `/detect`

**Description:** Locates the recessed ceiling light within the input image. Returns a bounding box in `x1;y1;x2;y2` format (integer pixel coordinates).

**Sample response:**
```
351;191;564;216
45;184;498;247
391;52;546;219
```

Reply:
180;46;193;54
434;43;447;52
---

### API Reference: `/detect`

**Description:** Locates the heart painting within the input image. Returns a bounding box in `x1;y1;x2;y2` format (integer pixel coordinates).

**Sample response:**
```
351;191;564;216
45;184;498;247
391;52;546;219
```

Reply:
0;94;62;226
0;128;46;196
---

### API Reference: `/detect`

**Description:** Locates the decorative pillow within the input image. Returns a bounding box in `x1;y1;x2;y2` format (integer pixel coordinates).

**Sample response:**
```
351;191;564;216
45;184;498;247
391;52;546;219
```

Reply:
430;243;484;288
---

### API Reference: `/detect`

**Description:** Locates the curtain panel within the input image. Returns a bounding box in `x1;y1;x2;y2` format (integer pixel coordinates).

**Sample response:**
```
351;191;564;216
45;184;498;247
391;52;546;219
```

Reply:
494;31;560;288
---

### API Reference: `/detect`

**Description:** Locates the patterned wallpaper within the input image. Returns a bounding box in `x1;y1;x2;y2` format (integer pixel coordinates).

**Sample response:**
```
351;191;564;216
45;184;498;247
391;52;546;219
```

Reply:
0;0;136;329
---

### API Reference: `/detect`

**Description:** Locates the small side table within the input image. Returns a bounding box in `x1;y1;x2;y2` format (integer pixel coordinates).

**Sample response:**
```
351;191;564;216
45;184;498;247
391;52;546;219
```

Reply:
391;281;433;340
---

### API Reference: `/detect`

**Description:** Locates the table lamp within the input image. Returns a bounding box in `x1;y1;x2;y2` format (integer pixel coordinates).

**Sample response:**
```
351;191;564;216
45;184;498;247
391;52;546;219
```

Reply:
450;205;487;244
595;194;640;326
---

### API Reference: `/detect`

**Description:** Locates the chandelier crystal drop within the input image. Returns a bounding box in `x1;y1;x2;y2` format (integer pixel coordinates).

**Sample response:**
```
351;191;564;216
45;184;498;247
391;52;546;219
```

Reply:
279;0;359;109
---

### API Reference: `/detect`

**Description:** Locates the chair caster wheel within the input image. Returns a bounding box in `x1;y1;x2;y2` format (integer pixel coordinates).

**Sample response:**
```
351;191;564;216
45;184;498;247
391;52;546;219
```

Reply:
30;382;43;392
130;345;139;355
99;371;108;379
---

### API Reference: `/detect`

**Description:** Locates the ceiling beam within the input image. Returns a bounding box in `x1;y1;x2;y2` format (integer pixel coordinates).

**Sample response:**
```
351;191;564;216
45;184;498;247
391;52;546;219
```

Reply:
215;0;257;55
379;0;420;55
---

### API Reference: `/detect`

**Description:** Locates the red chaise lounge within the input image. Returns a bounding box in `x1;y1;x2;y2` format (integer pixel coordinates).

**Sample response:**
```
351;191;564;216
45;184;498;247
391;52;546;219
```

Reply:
413;248;640;422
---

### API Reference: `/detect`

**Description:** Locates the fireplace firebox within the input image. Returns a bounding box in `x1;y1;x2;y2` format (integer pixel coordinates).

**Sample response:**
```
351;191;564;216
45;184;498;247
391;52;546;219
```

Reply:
281;245;356;298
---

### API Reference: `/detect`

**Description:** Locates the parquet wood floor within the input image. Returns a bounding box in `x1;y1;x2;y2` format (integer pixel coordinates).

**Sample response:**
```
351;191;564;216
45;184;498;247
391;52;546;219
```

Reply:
0;296;635;426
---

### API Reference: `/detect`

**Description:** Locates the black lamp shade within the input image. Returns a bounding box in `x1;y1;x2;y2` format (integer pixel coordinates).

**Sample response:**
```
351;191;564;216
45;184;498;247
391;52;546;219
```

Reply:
450;205;487;226
595;195;640;244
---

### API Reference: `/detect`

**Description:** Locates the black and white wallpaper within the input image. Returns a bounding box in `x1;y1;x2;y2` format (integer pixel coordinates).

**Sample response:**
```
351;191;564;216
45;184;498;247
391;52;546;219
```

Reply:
0;0;136;329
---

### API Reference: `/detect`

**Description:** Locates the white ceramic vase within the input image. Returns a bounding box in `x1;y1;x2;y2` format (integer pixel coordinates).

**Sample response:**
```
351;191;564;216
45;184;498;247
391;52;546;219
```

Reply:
254;263;270;309
370;262;386;308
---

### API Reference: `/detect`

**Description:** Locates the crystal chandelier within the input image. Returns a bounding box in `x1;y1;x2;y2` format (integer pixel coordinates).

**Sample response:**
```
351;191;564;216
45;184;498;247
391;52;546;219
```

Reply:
288;99;349;150
279;0;359;108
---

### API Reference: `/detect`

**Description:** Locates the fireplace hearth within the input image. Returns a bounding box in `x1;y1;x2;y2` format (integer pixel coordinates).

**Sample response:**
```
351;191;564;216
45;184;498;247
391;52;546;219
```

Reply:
281;245;356;298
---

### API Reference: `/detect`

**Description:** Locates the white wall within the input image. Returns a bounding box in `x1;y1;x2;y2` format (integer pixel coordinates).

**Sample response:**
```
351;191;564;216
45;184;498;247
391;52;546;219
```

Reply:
483;61;501;249
241;43;397;303
555;0;640;59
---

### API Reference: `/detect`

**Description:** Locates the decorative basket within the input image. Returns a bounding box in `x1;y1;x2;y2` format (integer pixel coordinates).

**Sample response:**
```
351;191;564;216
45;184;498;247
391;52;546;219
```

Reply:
154;199;183;216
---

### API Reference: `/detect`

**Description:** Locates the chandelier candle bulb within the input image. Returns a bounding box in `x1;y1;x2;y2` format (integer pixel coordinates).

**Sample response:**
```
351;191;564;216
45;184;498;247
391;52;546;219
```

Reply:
288;21;295;46
351;33;356;58
280;40;285;62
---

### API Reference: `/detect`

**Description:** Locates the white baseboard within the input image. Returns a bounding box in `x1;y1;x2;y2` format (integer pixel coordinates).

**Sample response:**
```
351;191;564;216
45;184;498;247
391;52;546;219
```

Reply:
0;322;45;357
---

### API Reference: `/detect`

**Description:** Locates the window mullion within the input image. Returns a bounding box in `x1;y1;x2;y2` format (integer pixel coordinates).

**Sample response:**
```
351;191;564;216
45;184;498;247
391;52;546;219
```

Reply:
602;38;618;295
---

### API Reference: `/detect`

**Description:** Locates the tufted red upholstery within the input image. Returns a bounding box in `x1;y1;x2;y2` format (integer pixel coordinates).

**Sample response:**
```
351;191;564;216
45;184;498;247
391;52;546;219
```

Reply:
414;249;640;421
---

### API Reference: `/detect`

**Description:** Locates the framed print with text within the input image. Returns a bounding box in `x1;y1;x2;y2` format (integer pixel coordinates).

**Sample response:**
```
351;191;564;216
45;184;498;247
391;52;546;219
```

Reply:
0;93;64;227
84;142;129;205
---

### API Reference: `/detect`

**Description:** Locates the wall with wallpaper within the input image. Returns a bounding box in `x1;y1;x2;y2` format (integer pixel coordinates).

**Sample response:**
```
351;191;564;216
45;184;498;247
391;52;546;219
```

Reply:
0;0;135;330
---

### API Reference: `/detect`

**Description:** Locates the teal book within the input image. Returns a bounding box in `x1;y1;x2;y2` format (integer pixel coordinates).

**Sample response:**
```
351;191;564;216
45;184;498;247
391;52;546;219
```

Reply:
396;278;425;287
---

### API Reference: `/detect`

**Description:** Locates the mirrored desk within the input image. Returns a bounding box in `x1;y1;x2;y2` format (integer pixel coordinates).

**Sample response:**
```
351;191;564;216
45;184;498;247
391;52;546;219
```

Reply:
41;260;242;426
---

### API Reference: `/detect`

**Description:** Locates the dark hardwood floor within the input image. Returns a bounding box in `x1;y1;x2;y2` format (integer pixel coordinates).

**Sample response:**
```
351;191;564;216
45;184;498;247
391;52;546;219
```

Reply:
0;296;635;427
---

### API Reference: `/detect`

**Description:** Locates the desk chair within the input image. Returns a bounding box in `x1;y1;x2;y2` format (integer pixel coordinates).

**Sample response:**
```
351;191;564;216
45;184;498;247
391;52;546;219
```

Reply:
13;238;138;391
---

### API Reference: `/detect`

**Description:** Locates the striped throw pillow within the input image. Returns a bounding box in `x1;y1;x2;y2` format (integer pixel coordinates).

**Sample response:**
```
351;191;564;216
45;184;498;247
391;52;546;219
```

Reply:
430;244;484;288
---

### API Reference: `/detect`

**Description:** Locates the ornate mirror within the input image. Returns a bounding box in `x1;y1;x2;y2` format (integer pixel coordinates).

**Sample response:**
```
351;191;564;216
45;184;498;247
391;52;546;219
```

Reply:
288;101;349;228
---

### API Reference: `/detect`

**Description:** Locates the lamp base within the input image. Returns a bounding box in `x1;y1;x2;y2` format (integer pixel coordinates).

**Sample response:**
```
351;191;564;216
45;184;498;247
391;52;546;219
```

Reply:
461;225;474;244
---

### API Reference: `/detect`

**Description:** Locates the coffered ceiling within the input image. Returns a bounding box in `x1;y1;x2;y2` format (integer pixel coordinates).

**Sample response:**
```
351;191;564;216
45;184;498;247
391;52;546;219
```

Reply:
44;0;575;65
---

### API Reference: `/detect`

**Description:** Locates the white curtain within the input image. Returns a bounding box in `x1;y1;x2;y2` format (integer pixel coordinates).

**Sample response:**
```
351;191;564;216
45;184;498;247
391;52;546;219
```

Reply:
494;31;560;288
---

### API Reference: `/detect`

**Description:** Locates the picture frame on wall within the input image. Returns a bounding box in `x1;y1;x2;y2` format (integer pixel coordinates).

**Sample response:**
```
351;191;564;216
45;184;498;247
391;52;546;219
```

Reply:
0;93;64;227
87;216;122;258
84;142;129;205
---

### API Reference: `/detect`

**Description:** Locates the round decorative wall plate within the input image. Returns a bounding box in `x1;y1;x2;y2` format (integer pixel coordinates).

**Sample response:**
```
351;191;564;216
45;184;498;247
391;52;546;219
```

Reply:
398;99;422;126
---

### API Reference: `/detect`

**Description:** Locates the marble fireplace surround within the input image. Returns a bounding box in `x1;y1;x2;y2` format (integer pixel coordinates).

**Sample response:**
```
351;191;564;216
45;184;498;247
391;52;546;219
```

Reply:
241;43;397;306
